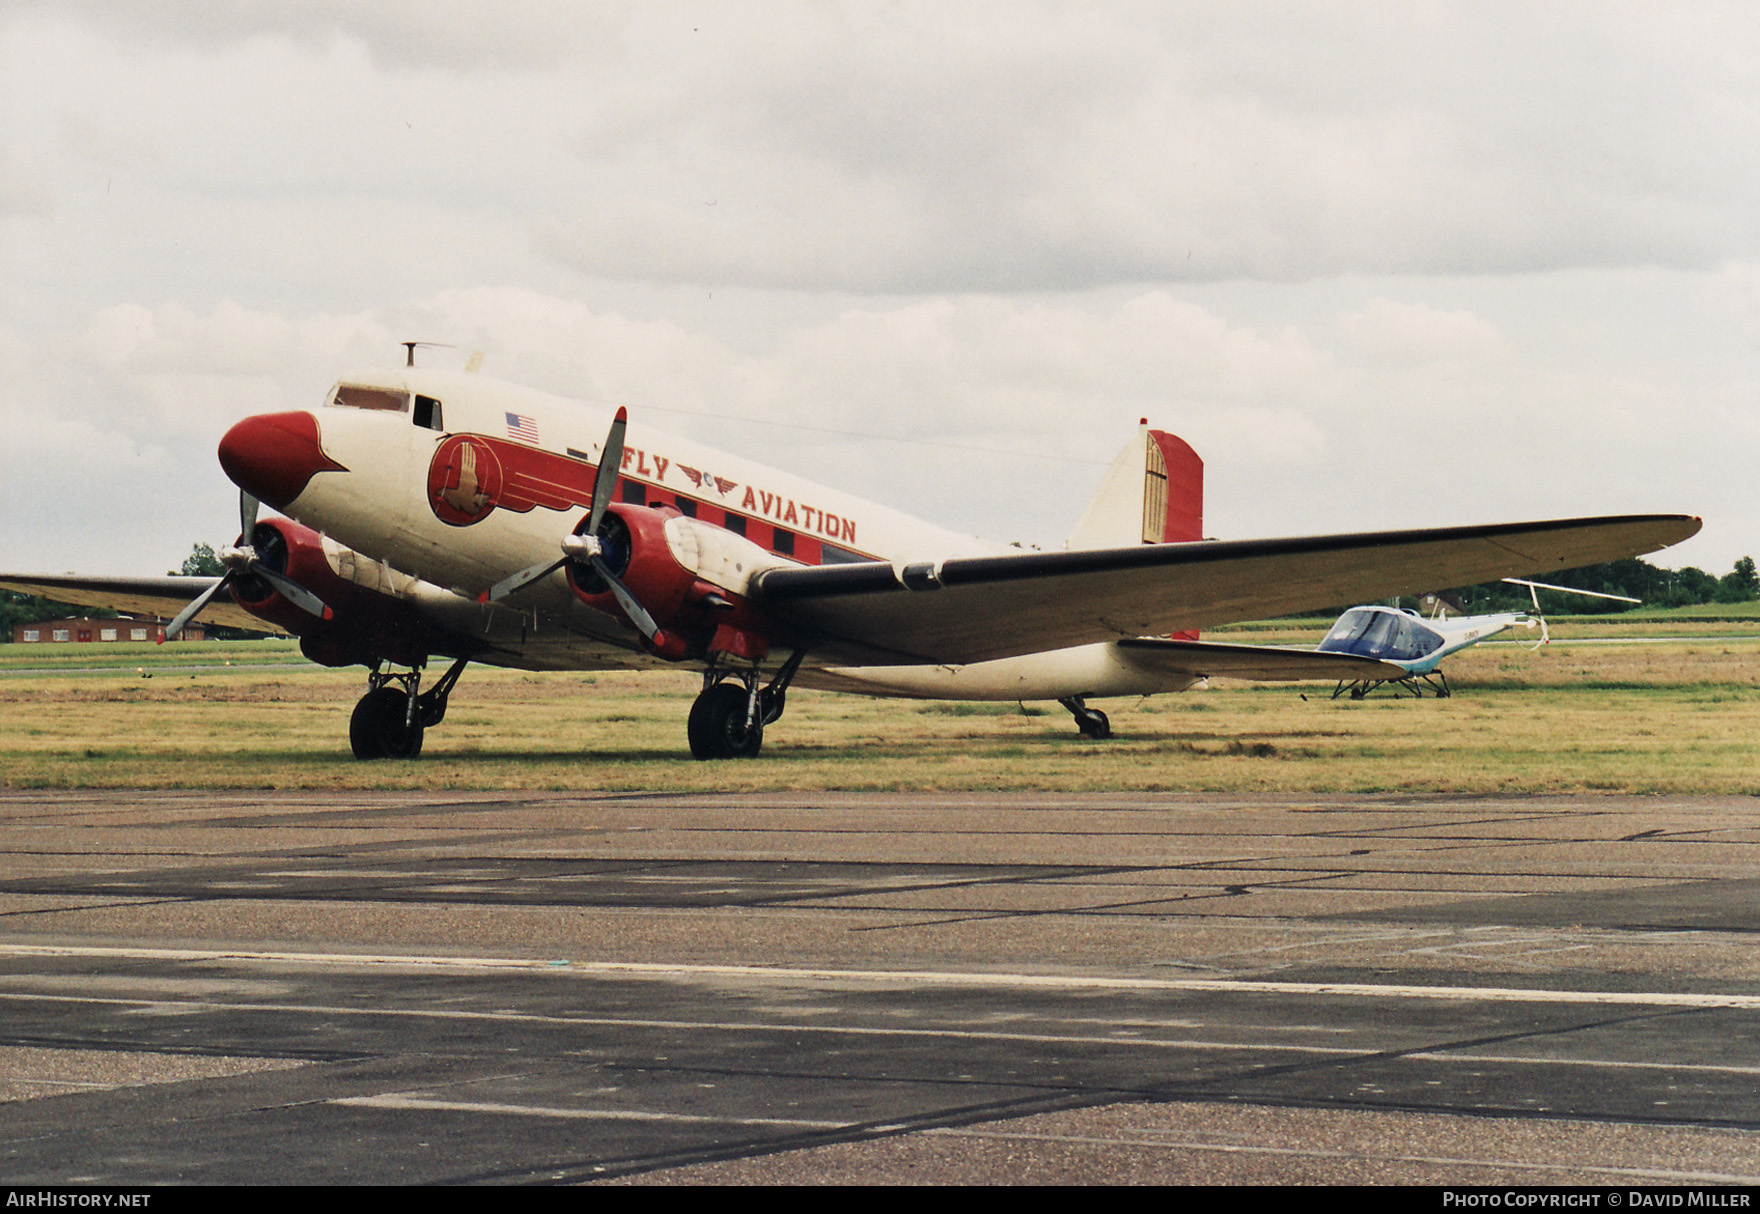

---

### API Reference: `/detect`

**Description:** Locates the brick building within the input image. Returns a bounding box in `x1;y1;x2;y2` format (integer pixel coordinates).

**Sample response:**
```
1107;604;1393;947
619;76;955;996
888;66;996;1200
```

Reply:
10;614;205;644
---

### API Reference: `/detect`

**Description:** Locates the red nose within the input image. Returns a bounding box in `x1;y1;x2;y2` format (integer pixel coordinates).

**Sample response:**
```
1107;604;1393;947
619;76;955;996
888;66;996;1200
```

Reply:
218;412;347;509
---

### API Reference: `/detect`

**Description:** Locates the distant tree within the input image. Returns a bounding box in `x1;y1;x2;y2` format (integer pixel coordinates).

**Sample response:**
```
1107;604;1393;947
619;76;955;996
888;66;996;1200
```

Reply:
173;543;225;577
0;591;90;640
1663;566;1720;607
1437;552;1760;615
1717;555;1759;603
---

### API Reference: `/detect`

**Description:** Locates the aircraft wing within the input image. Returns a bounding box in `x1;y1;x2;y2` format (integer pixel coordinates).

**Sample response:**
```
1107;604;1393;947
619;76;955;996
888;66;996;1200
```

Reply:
0;574;284;634
753;514;1700;666
1114;638;1408;682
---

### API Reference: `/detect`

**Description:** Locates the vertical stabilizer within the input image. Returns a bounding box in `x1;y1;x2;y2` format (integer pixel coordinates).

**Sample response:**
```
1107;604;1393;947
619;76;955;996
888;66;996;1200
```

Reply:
1068;424;1203;639
1147;430;1203;544
1068;424;1203;548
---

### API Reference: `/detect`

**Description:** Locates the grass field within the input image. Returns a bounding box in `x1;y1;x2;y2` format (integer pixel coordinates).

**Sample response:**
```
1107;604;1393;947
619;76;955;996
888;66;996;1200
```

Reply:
2;622;1756;794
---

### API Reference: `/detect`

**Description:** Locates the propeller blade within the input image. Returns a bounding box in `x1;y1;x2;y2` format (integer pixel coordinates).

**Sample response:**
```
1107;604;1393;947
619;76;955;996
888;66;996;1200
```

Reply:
480;556;568;604
592;554;661;641
589;407;628;532
160;573;231;643
483;407;628;605
239;491;260;540
251;563;332;619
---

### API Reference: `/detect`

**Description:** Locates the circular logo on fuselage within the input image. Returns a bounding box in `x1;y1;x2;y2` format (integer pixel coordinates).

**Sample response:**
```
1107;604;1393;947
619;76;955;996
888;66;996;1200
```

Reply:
428;435;504;526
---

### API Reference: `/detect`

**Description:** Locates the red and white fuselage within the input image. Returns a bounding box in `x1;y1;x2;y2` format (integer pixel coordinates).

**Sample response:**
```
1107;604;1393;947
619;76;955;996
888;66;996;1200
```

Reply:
217;366;1206;698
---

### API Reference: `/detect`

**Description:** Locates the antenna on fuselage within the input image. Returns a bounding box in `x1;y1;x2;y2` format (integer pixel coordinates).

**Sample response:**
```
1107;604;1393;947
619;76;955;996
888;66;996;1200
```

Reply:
400;341;454;368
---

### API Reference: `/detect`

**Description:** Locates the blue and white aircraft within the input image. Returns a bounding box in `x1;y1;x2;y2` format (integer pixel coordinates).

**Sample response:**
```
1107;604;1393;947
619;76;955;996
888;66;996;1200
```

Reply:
1315;579;1641;699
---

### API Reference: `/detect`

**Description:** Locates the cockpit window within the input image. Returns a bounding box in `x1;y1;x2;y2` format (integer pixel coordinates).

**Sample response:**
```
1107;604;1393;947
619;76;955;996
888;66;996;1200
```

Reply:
332;385;409;412
1317;608;1444;662
413;395;443;430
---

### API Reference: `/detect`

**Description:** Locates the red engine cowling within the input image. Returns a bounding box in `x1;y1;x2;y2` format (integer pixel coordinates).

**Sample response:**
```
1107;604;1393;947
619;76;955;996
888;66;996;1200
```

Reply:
566;503;773;662
225;517;435;668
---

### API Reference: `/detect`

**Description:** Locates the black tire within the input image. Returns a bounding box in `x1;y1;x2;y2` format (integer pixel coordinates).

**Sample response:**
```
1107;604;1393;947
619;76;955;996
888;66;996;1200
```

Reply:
687;687;717;759
688;683;763;759
350;688;424;760
1077;708;1111;740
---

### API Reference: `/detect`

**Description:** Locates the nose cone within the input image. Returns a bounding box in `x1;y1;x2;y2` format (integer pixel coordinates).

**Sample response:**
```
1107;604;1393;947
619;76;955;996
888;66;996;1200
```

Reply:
218;412;347;510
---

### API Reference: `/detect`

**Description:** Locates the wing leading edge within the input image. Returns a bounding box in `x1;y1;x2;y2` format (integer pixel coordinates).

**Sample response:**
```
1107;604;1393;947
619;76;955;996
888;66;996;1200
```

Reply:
753;514;1701;666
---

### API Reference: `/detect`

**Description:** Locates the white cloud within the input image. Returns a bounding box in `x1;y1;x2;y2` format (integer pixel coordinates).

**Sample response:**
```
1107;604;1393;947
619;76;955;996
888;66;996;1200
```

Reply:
1335;300;1507;367
0;5;1751;578
0;145;53;216
14;4;1758;299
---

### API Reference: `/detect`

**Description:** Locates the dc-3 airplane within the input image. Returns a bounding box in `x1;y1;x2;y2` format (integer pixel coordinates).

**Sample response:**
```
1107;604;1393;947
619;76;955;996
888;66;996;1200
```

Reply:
1;353;1701;759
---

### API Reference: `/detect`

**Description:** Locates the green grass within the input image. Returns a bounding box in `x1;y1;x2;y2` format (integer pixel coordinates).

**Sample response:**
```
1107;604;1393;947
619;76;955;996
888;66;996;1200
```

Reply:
0;638;308;674
1;631;1756;795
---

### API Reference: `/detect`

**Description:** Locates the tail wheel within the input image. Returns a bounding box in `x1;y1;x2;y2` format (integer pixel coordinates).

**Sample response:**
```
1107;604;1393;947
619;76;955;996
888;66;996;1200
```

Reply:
1076;708;1111;740
350;687;424;760
688;682;763;760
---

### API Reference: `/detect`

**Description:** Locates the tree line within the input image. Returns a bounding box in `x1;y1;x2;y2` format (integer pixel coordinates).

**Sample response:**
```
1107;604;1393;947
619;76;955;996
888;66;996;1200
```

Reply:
1446;554;1758;614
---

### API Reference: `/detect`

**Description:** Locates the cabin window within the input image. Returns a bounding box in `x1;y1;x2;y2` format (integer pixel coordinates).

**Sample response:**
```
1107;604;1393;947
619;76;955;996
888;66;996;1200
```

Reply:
722;514;747;537
820;543;867;565
675;498;697;518
413;395;443;430
622;479;647;505
771;528;795;556
332;385;409;412
1318;609;1444;662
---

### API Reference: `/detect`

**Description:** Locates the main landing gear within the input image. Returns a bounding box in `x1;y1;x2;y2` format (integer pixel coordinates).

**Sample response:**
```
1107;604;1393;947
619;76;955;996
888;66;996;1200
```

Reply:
688;650;805;759
1059;695;1112;739
349;657;469;760
1331;671;1451;700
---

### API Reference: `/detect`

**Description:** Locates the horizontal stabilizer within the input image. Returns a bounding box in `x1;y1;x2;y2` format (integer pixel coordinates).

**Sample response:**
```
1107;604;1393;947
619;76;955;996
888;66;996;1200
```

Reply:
1115;637;1407;682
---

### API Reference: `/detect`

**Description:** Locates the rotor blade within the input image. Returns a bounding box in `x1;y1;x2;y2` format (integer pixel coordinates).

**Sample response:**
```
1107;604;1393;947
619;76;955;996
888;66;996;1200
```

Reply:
480;556;568;604
251;563;333;620
1501;577;1642;604
160;573;231;643
591;554;660;641
589;407;628;532
239;491;260;541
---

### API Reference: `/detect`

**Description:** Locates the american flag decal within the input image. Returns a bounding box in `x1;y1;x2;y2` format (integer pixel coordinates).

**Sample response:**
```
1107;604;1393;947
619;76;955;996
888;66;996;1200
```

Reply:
504;412;540;444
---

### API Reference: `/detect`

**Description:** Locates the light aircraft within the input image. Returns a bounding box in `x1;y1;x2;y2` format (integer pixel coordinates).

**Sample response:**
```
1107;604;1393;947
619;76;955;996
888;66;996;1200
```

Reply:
1316;579;1643;699
0;352;1700;759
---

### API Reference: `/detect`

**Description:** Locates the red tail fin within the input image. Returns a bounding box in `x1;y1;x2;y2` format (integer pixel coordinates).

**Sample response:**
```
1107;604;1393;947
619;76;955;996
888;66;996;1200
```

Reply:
1146;431;1202;544
1147;431;1203;639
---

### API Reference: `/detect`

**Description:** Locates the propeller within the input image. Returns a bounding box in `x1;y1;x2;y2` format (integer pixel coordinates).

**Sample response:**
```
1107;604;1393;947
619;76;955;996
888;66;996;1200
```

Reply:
160;491;333;641
479;407;668;646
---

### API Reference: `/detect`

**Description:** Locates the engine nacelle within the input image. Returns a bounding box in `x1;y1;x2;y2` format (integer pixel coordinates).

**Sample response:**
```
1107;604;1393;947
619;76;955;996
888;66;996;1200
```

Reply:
566;502;777;662
225;517;435;668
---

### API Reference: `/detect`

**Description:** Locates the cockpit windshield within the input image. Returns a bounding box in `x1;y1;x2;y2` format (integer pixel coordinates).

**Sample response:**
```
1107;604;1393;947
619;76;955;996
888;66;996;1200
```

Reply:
330;384;408;412
1317;608;1445;662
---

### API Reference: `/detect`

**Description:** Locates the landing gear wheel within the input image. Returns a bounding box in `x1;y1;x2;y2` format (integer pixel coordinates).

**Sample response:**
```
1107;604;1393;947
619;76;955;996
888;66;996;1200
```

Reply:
1076;708;1111;740
1059;696;1112;740
350;687;424;760
688;683;763;759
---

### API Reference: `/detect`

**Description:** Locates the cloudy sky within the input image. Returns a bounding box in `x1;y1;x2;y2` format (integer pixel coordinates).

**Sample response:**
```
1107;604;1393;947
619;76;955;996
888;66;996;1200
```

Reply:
3;2;1756;581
